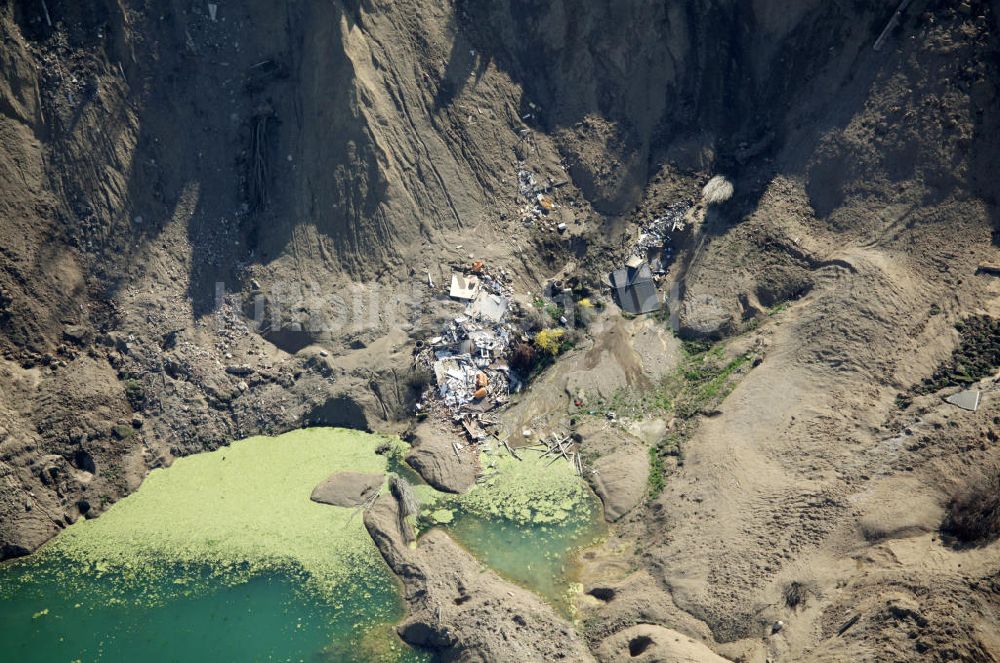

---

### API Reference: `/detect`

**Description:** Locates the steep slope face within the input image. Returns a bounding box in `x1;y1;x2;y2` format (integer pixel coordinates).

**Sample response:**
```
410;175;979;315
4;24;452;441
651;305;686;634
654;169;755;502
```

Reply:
1;0;999;661
454;0;886;215
572;3;1000;663
0;0;537;556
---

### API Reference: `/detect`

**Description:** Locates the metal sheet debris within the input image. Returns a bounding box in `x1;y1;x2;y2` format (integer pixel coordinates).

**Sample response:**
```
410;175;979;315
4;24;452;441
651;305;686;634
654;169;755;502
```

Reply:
945;389;981;412
610;262;660;314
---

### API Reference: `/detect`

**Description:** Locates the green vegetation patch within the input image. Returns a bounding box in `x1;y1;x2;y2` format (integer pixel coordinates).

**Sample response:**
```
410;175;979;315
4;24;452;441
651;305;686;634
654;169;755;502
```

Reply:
647;446;666;498
584;341;757;499
911;315;1000;396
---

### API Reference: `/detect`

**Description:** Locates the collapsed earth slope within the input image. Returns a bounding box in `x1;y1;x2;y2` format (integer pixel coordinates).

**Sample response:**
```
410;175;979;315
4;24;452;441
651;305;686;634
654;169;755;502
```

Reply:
1;0;999;661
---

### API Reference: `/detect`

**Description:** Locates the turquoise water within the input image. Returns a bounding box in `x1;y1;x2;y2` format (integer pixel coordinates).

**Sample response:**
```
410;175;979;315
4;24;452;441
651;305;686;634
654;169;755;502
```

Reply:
0;430;604;661
442;505;604;614
0;554;427;663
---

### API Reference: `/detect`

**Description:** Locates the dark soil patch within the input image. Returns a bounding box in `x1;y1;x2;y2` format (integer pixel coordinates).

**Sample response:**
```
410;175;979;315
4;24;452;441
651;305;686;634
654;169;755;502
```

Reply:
629;635;654;657
941;467;1000;547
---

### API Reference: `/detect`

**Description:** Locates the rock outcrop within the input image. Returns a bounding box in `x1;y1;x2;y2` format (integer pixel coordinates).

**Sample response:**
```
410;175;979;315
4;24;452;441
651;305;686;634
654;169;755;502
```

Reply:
588;447;649;523
405;422;477;494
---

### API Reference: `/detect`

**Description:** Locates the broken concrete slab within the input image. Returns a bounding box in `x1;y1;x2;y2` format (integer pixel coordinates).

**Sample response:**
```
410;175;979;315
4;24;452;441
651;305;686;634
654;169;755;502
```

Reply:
466;291;509;323
945;389;981;412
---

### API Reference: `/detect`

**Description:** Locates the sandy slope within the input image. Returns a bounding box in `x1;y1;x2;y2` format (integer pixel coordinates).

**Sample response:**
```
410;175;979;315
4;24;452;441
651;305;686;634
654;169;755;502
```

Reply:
1;0;999;661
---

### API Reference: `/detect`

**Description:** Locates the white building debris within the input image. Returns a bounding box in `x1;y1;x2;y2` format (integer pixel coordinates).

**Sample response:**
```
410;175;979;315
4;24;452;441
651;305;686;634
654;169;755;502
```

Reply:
417;260;521;443
449;273;480;300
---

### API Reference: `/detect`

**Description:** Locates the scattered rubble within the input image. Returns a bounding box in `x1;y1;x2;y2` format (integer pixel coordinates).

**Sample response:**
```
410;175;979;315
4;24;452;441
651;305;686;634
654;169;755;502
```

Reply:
516;164;568;232
416;261;518;446
630;202;689;269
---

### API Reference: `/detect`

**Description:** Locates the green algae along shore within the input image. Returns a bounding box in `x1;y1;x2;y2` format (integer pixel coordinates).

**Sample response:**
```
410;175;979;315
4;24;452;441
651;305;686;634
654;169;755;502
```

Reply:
0;427;603;661
1;428;424;662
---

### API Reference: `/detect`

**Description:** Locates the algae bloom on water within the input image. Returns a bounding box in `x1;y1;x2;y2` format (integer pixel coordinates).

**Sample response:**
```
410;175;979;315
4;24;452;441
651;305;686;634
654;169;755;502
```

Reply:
417;445;605;613
458;446;592;525
0;428;429;663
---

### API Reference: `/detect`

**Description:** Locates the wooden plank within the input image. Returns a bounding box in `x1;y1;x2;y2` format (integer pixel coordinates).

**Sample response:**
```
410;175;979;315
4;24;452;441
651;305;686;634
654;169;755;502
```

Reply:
874;0;915;51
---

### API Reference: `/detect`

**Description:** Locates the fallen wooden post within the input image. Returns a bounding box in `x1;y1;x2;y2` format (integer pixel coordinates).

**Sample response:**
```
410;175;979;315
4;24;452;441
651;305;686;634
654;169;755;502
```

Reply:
500;436;521;460
874;0;915;51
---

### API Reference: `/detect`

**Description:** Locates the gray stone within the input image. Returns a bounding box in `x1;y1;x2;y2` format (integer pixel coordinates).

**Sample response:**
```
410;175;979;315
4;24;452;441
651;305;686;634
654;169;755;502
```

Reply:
309;471;384;507
406;422;477;493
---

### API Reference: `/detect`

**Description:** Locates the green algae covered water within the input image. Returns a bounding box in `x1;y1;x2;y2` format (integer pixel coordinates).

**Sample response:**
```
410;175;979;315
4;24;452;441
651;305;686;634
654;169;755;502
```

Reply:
418;444;606;614
0;556;418;663
0;428;428;663
0;429;605;661
443;506;604;614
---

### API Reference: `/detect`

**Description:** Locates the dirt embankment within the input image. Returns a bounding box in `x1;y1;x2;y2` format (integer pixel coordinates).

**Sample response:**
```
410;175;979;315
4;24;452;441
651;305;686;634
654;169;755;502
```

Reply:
364;493;595;662
2;0;1000;662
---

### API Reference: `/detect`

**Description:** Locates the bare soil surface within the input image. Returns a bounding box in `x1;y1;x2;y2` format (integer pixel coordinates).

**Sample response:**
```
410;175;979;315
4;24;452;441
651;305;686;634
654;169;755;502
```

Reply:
2;0;1000;661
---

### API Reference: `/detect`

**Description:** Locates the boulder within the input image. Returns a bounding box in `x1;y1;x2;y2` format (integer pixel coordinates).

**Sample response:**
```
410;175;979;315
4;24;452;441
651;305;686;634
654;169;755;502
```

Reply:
405;422;476;493
309;471;384;507
62;325;93;346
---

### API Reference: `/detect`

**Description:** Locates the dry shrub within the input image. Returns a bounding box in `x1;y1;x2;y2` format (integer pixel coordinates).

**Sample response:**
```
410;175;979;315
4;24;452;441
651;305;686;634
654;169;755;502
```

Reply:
783;581;809;609
941;467;1000;546
518;304;547;333
702;175;734;205
510;341;537;374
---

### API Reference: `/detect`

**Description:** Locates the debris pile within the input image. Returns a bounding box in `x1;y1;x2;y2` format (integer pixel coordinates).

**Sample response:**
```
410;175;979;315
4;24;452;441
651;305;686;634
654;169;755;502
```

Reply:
516;164;567;232
631;202;689;271
415;261;520;443
519;431;584;476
